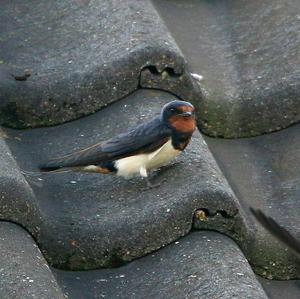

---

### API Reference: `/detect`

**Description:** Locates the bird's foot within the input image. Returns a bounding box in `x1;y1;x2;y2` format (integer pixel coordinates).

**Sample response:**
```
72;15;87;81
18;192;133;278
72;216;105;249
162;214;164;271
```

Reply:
142;178;167;191
156;160;184;174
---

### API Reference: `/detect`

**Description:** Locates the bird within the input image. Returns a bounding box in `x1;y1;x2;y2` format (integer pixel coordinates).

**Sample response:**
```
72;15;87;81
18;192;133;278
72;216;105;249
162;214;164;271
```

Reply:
250;208;300;258
39;100;196;188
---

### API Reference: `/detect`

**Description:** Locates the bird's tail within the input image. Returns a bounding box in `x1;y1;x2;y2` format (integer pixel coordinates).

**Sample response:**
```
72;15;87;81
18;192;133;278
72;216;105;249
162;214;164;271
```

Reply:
39;164;61;172
20;168;72;178
38;156;76;172
39;163;83;173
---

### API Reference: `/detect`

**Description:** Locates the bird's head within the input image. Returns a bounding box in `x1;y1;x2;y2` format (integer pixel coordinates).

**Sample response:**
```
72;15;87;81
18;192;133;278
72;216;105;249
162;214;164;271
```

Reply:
161;100;196;133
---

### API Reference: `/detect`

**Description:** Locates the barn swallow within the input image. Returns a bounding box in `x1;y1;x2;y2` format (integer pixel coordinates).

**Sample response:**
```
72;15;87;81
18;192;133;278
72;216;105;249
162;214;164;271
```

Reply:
39;100;196;187
250;208;300;258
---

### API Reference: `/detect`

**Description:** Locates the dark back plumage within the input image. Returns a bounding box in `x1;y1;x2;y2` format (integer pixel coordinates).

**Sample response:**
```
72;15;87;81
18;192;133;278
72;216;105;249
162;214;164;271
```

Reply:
39;117;172;170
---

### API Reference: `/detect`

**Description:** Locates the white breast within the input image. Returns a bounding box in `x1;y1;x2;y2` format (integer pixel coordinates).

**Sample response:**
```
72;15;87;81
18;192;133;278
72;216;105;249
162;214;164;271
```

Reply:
115;139;181;179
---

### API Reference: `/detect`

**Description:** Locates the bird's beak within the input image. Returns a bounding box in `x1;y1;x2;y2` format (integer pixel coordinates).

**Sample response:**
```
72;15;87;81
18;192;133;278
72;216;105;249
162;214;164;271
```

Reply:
180;111;193;117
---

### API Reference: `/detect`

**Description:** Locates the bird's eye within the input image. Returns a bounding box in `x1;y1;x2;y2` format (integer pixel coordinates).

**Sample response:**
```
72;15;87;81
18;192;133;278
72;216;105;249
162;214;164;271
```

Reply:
170;108;176;112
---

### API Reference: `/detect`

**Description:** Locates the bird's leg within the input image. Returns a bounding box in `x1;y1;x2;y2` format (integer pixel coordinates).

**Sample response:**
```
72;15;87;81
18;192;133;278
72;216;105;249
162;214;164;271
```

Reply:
155;160;184;174
140;166;166;190
145;177;163;189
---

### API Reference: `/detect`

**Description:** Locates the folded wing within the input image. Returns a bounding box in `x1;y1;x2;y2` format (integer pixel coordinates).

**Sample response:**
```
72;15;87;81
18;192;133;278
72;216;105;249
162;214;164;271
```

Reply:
39;117;171;170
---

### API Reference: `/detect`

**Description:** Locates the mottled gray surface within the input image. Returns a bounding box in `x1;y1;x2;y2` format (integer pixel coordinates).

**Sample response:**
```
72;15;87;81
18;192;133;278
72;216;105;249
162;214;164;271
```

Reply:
0;0;201;128
0;222;65;299
53;231;268;299
3;89;241;270
258;276;300;299
0;131;42;234
153;0;300;137
1;1;300;296
204;123;300;279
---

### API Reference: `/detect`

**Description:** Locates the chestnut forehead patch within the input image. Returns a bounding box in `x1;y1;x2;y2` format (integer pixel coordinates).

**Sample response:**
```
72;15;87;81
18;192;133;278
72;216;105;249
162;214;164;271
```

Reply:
177;105;194;112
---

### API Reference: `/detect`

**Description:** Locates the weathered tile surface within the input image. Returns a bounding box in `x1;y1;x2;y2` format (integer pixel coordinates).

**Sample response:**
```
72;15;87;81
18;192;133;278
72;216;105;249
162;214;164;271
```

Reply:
204;123;300;279
0;0;201;128
1;0;300;297
153;0;300;137
53;231;268;299
258;276;300;299
3;90;241;270
0;135;42;234
0;222;65;299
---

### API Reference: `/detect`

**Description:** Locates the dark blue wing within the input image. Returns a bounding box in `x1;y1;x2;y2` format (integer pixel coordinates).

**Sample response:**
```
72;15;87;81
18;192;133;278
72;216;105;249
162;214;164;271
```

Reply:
40;117;172;169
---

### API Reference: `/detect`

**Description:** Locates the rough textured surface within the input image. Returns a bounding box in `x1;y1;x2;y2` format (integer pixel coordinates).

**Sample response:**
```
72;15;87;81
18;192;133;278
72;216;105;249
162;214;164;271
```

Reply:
0;0;203;128
3;89;241;270
0;130;42;234
258;276;300;299
0;222;65;299
153;0;300;137
1;0;300;295
204;122;300;279
53;231;268;299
